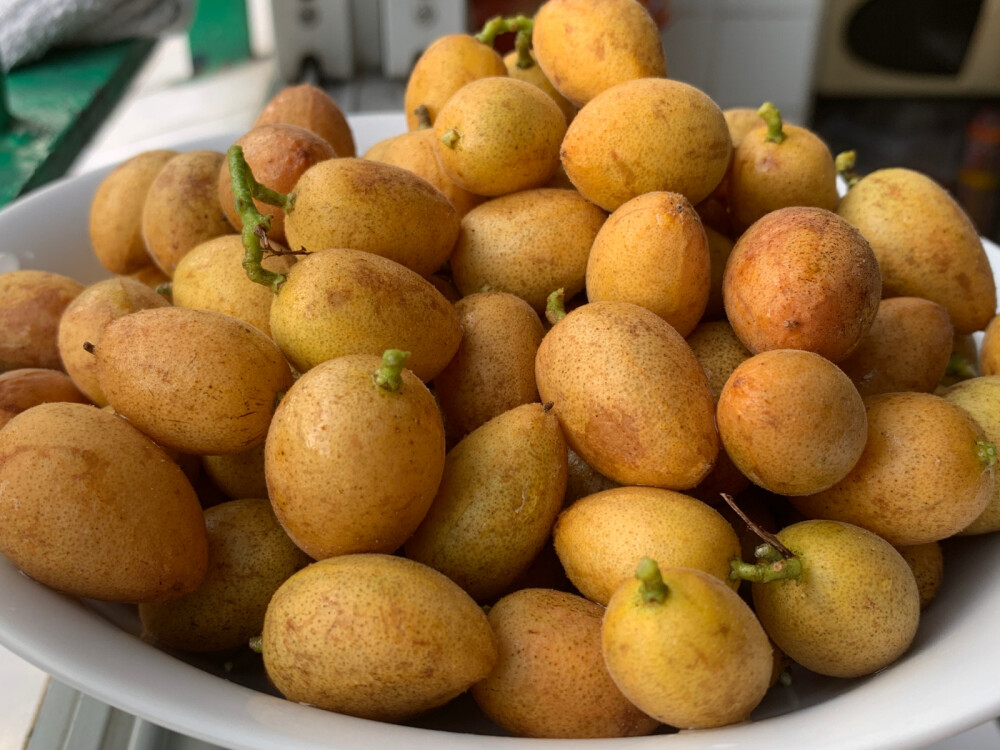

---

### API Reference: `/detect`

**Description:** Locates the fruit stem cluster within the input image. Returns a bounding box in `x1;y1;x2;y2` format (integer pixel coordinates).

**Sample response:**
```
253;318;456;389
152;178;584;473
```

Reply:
835;150;862;188
476;15;535;68
227;145;296;294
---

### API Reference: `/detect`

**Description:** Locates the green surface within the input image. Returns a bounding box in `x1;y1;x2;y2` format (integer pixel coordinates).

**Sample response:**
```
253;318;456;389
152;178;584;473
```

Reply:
188;0;251;72
0;39;154;207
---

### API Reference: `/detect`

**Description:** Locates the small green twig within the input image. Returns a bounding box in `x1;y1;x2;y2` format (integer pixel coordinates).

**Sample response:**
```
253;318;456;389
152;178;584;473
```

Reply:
636;557;669;604
545;288;566;326
835;150;861;188
154;282;173;301
730;555;803;584
373;349;411;392
476;14;534;54
946;352;977;380
977;440;997;468
227;145;295;294
414;104;432;130
757;101;786;145
440;129;460;149
248;635;262;653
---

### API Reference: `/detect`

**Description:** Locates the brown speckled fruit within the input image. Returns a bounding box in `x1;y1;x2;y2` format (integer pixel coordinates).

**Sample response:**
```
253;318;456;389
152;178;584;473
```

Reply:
585;191;710;337
433;291;545;437
139;498;310;652
283;157;459;278
450;188;606;313
723;206;881;363
95;307;294;455
532;0;667;107
535;301;718;489
561;78;730;212
471;588;659;738
201;443;268;501
0;270;84;373
265;353;445;560
981;316;1000;375
747;520;920;678
503;51;578;124
896;541;943;610
791;392;994;545
602;562;772;729
0;369;88;429
941;376;1000;534
57;277;169;406
254;83;356;158
838;297;953;398
171;235;294;339
217;124;336;244
261;554;497;721
403;34;507;131
837;167;996;335
0;402;208;602
89;149;176;274
553;486;741;605
141;150;232;277
685;320;752;400
718;349;867;496
433;76;567;197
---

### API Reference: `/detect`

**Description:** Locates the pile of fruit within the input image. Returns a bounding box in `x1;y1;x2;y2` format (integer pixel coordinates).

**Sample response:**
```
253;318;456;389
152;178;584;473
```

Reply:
1;0;999;739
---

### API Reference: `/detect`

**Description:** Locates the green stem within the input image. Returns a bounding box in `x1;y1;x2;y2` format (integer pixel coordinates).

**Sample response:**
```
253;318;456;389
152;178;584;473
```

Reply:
730;555;803;584
977;440;997;468
946;352;977;380
440;129;459;149
475;14;534;52
754;543;785;563
545;288;566;326
513;19;535;68
248;635;262;654
757;101;786;145
227;145;294;294
154;282;173;301
373;349;411;392
414;104;432;130
636;557;669;604
835;150;861;188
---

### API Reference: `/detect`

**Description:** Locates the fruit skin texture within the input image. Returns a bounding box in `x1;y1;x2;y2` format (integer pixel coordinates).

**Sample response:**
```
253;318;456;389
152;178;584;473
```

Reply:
837;168;996;335
941;376;1000;534
141;150;232;277
261;554;497;722
283;157;459;278
89;149;176;274
750;520;920;679
0;368;88;429
561;78;730;212
403;33;507;131
471;588;659;738
268;249;462;381
217;124;336;244
602;566;772;729
585;191;710;337
0;402;208;603
553;486;741;606
254;83;356;158
405;403;567;602
532;0;667;107
0;270;84;373
433;291;545;437
139;498;310;652
791;392;994;545
95;307;294;455
728;122;839;233
535;301;718;490
450;188;607;313
432;76;567;197
57;276;170;406
717;349;868;496
837;297;954;398
723;206;882;363
265;354;445;560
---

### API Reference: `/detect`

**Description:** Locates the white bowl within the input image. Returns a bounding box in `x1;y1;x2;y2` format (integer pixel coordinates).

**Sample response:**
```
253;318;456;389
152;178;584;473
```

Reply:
1;113;999;750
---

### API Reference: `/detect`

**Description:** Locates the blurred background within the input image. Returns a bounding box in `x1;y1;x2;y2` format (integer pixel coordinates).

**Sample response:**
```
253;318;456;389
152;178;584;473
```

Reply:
0;0;998;241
